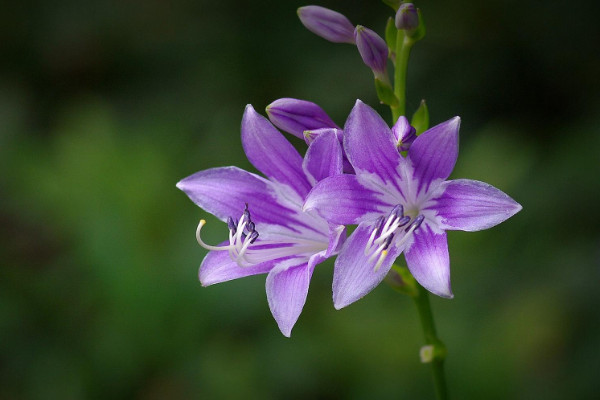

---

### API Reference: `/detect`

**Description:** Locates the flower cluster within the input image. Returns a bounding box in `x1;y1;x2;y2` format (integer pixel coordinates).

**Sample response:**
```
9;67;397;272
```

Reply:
177;4;521;337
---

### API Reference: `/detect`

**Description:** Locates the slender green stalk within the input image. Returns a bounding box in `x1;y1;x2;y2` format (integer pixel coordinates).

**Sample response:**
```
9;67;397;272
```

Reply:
391;31;414;121
388;266;449;399
412;283;449;400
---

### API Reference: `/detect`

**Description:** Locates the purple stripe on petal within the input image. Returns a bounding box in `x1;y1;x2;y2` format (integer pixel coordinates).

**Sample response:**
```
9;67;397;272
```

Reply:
404;226;453;298
242;105;312;198
304;174;392;225
432;179;522;232
333;222;403;309
199;245;278;286
302;129;343;185
266;98;340;139
344;100;405;188
408;117;460;195
266;258;315;337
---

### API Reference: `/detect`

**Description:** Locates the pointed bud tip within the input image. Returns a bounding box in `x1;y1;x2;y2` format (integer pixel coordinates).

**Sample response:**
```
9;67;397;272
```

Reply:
395;3;419;31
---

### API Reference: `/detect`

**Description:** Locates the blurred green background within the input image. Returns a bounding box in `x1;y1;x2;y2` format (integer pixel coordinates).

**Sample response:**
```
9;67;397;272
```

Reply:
2;0;599;398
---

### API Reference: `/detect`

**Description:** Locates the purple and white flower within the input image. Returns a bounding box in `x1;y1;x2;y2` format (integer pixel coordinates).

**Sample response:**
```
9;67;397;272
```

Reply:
177;105;345;336
304;100;522;309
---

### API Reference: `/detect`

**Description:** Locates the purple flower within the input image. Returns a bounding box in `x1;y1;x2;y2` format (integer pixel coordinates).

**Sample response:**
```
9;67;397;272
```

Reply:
177;105;346;336
266;98;340;139
354;25;389;77
391;115;417;151
297;6;355;44
304;100;522;308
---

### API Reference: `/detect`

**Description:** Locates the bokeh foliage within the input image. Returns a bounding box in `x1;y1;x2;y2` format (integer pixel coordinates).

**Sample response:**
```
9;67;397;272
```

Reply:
1;0;599;398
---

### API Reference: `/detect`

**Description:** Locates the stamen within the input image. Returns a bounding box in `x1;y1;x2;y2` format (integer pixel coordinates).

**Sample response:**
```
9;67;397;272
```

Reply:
373;250;388;272
405;215;424;232
390;204;404;218
396;215;411;227
365;216;385;255
249;231;259;244
395;214;425;249
236;234;255;263
227;217;237;233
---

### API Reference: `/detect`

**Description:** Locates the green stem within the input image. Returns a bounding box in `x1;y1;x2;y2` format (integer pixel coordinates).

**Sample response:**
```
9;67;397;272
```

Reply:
412;283;449;400
391;31;414;121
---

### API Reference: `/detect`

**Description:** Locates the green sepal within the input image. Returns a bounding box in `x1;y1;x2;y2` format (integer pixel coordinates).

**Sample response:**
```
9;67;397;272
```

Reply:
382;0;401;11
385;264;419;297
385;17;398;54
375;78;399;107
411;99;429;134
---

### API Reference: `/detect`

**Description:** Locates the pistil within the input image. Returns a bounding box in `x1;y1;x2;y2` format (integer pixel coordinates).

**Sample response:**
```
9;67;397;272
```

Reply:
195;204;261;267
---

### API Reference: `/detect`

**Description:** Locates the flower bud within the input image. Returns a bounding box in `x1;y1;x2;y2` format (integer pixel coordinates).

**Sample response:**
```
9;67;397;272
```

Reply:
395;3;419;31
392;115;417;151
297;6;355;44
354;26;389;76
266;98;340;139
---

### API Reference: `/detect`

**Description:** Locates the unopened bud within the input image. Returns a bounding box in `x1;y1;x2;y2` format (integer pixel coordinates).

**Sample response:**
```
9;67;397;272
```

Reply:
354;26;389;76
395;3;419;31
391;116;417;151
297;6;355;44
266;98;340;139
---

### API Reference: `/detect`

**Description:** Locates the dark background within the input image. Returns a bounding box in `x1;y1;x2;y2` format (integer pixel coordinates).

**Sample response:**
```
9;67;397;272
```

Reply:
2;0;599;398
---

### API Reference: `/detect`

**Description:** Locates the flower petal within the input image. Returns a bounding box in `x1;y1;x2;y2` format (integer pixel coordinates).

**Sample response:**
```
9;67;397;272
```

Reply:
408;117;460;194
404;226;453;298
266;257;319;337
242;105;312;197
432;179;522;232
177;166;301;227
302;129;343;185
333;222;404;309
344;100;404;185
199;246;279;286
266;98;340;139
325;223;347;258
304;175;392;225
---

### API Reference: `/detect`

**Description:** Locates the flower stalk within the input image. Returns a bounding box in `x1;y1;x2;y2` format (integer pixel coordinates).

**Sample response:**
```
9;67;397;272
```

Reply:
390;264;448;400
412;281;449;400
392;30;413;121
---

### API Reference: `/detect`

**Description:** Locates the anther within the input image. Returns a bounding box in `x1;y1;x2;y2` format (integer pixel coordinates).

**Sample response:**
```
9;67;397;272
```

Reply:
396;215;411;227
374;216;385;236
227;217;237;233
390;204;404;218
383;233;394;250
405;215;424;232
249;231;259;244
